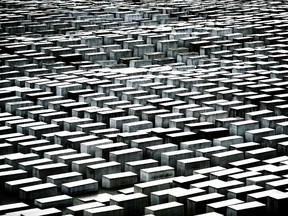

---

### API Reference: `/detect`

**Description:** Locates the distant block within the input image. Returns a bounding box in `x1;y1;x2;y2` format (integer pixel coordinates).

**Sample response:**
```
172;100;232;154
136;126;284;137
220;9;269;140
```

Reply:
62;179;98;195
102;171;137;189
34;194;72;209
226;201;266;216
19;183;57;202
187;193;225;216
110;193;148;216
177;157;210;176
145;202;184;216
84;205;124;216
140;166;175;182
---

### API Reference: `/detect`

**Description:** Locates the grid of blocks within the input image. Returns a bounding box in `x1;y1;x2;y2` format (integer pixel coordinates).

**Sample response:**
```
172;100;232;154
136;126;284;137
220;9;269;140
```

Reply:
0;0;288;215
